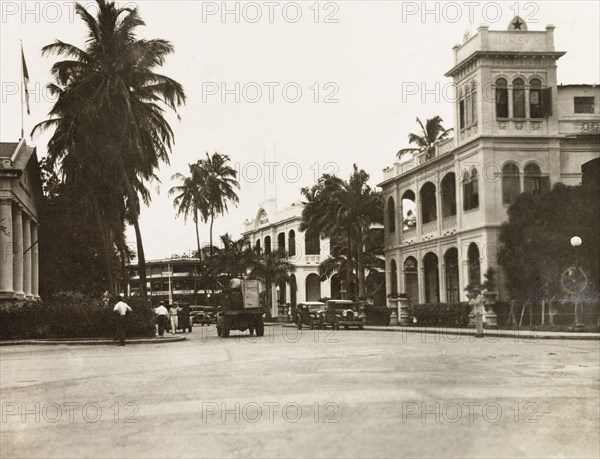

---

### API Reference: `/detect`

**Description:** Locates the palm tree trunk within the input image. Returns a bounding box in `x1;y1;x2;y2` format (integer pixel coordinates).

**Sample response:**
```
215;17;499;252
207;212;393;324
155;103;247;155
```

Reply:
346;230;353;300
132;217;148;304
194;208;201;262
209;211;214;257
92;195;115;294
357;226;366;299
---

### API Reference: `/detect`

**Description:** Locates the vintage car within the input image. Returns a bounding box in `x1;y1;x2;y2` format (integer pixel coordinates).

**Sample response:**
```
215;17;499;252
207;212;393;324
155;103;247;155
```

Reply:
295;302;326;329
321;300;366;330
190;305;215;326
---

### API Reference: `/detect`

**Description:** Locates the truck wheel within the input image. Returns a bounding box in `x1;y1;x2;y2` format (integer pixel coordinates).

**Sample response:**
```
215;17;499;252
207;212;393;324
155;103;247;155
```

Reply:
321;322;327;330
249;327;255;335
255;316;265;337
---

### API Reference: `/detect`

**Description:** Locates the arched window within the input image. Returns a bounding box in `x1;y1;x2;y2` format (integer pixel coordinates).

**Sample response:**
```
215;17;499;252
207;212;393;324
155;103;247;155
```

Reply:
502;163;521;205
264;236;271;254
441;173;456;217
403;257;418;303
529;78;543;118
465;86;472;126
255;239;261;254
420;182;437;224
288;230;296;257
463;168;479;211
524;163;549;195
467;243;481;287
390;260;398;296
401;190;417;230
277;232;285;256
513;78;525;118
496;78;508;118
387;197;396;233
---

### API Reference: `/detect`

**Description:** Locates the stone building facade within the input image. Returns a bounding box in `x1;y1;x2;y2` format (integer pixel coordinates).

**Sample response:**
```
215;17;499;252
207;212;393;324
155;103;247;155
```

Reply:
379;18;600;305
242;199;331;318
0;140;42;301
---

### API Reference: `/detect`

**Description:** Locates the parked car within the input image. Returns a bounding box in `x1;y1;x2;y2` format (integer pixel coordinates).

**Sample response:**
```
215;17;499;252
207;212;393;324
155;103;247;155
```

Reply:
190;305;215;326
321;300;366;330
295;302;326;329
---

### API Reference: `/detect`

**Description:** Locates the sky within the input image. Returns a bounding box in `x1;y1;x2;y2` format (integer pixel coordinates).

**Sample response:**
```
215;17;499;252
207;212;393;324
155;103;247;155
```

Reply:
1;0;599;259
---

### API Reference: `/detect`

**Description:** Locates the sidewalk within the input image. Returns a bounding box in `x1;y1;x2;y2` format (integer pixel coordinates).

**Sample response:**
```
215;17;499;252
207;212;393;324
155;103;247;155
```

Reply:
0;336;186;346
280;323;600;340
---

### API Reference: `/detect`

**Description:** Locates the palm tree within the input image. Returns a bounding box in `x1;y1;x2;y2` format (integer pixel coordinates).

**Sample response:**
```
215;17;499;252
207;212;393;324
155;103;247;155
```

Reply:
247;251;296;318
301;165;382;300
33;0;185;300
210;233;253;279
198;152;240;256
408;116;453;159
170;162;209;261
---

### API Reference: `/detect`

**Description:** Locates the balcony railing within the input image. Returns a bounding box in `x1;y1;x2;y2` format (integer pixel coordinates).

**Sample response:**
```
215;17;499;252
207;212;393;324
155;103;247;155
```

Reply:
421;221;437;236
402;227;416;241
442;215;457;232
306;255;320;264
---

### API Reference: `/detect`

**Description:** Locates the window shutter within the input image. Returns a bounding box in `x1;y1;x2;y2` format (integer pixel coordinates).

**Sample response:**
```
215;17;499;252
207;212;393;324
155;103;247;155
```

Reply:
542;88;553;117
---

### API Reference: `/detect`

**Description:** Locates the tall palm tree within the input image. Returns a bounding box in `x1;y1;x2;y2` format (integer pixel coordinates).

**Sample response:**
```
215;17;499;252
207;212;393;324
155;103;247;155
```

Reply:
408;116;453;159
33;0;185;300
170;162;209;261
198;152;240;256
301;165;382;299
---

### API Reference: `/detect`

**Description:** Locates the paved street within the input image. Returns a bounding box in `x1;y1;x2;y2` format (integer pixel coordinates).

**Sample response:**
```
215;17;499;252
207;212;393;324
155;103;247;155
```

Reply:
1;326;599;459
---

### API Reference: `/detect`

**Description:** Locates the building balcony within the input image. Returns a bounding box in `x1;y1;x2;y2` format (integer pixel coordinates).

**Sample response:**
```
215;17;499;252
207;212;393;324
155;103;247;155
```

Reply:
441;215;457;235
421;221;437;237
495;119;547;135
305;255;320;264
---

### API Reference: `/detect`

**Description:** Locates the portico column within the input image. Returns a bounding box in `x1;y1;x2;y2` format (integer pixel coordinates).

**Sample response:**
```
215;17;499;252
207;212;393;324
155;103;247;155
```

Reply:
22;215;32;299
418;264;425;304
31;223;39;299
439;262;447;303
12;206;24;298
0;199;14;295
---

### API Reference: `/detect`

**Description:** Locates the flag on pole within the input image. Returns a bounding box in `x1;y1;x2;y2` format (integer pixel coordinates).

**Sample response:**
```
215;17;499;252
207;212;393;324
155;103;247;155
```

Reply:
21;43;30;115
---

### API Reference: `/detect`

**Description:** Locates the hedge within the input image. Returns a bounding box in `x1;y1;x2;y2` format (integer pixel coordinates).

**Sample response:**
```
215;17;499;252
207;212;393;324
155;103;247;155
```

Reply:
406;303;472;327
0;294;155;340
365;306;391;326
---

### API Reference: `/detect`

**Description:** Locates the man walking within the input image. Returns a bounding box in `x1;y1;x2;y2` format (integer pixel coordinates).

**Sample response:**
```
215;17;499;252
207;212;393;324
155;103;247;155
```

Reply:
113;294;132;346
155;301;169;337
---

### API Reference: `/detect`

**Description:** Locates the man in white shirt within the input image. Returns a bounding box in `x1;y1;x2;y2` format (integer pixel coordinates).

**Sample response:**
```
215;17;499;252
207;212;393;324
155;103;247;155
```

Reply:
155;301;169;337
113;295;132;346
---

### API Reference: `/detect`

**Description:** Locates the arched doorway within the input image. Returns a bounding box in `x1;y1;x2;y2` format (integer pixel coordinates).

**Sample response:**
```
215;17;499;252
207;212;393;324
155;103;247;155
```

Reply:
444;248;459;303
401;190;417;230
330;274;341;299
403;257;418;303
423;252;439;303
305;273;321;301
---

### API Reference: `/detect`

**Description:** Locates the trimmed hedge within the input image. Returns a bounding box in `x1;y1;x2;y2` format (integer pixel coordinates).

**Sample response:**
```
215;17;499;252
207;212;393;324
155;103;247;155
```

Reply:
406;303;472;327
0;294;155;340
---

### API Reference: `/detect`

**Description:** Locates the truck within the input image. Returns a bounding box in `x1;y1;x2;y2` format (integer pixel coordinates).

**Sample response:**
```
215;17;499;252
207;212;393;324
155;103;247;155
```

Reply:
216;279;265;338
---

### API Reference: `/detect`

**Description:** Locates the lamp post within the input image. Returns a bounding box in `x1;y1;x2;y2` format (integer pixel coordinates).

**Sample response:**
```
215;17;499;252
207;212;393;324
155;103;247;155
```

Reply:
569;236;586;330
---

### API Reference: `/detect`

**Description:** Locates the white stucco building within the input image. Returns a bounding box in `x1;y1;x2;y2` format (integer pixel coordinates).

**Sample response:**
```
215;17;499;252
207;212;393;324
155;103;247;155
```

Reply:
242;199;332;317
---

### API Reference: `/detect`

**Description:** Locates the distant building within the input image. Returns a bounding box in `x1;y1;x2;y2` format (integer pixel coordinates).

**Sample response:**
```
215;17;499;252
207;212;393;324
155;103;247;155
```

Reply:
242;199;332;318
0;140;42;301
379;18;600;305
126;257;212;306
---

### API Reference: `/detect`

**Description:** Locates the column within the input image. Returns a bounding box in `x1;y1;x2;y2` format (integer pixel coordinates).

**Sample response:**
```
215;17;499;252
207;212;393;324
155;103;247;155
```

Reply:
418;264;425;304
0;199;14;295
12;205;24;298
31;223;39;299
436;185;443;233
439;262;447;303
23;214;32;299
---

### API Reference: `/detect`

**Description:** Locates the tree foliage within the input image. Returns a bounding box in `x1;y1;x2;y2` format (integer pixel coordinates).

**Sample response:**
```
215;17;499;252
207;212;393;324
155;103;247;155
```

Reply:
498;183;599;302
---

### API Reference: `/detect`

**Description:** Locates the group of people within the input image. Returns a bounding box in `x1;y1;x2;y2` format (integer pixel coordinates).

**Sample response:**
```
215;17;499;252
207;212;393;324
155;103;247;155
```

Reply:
111;295;183;345
154;301;182;337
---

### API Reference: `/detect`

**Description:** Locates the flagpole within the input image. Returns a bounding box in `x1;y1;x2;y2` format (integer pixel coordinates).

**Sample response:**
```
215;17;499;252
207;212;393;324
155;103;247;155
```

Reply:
20;39;24;140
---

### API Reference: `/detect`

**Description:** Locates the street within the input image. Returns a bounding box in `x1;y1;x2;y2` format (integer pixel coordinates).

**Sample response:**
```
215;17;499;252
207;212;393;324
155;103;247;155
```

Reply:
1;326;599;458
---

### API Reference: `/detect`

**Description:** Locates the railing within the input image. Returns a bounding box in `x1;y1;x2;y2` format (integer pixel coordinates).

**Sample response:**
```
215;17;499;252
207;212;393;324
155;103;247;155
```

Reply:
402;227;416;240
421;221;437;235
442;215;457;231
305;255;320;264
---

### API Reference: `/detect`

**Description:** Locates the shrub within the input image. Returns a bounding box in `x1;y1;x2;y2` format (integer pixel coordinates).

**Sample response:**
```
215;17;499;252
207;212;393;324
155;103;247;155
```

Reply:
365;306;391;326
0;295;155;340
407;303;471;327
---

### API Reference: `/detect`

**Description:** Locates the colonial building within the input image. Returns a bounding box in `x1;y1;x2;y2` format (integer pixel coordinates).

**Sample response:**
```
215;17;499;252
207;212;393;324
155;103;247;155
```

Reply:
0;140;42;301
126;257;211;306
380;18;600;305
242;199;332;317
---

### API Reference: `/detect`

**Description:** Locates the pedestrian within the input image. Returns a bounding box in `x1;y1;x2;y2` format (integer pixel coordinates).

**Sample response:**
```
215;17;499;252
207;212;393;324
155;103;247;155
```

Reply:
155;301;169;337
169;301;182;335
113;294;132;346
467;287;485;337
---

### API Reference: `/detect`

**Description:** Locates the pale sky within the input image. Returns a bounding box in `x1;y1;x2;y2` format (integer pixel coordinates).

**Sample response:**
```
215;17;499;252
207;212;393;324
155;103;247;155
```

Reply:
1;0;599;259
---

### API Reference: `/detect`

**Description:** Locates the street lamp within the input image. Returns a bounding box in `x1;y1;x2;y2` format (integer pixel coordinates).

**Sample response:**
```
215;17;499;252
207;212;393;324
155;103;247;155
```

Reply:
566;236;586;330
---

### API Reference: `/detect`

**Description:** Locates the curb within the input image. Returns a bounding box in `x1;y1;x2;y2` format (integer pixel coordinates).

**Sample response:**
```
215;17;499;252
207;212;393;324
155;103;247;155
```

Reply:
280;323;600;341
0;336;187;346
